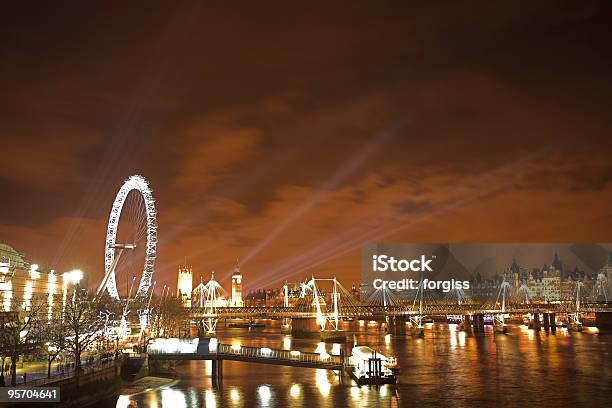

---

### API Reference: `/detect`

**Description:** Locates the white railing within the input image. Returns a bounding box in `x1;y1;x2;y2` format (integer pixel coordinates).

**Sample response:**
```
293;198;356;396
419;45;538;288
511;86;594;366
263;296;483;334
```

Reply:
216;344;342;366
147;340;343;366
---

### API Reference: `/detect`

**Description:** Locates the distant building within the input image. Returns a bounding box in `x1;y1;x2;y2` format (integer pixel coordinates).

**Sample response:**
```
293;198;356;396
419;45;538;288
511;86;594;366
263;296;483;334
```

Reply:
359;283;370;302
601;252;612;278
245;289;266;307
177;265;193;307
468;275;499;301
598;252;612;301
230;261;243;307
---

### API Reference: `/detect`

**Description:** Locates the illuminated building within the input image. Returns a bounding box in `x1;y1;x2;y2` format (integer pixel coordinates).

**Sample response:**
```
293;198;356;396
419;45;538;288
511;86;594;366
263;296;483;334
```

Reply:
526;256;562;301
0;243;83;312
230;261;243;307
177;264;193;307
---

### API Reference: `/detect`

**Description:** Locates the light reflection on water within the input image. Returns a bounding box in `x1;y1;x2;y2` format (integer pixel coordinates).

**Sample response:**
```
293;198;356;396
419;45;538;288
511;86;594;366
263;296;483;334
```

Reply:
283;336;291;350
98;321;611;408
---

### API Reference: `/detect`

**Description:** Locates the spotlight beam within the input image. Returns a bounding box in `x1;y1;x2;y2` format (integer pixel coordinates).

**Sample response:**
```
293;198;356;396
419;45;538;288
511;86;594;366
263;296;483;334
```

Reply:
223;121;406;280
246;152;544;289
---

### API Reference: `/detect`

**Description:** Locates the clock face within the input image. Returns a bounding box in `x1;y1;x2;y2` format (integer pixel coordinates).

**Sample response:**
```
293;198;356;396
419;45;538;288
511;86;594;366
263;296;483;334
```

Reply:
236;277;241;284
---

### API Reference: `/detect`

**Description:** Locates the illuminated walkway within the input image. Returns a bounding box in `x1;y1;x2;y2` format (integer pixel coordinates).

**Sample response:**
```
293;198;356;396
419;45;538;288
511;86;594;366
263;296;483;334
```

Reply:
147;340;344;373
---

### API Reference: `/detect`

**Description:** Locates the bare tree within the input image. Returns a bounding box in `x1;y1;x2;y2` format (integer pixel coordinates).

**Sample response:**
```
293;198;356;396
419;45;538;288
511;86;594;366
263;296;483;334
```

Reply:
152;295;188;338
62;291;109;381
0;355;7;386
36;295;69;378
0;295;46;386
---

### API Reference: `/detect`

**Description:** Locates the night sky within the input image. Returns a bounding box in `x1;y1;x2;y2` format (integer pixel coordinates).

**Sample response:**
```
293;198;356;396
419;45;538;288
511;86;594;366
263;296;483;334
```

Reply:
1;2;611;294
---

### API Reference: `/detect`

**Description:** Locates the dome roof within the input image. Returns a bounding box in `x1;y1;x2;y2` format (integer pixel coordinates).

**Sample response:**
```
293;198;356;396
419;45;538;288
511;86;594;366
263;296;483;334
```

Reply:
0;243;26;267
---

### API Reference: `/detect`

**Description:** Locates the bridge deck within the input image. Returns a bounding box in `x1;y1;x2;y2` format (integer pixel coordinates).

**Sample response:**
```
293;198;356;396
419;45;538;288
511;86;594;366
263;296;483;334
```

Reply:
189;302;612;319
148;343;344;371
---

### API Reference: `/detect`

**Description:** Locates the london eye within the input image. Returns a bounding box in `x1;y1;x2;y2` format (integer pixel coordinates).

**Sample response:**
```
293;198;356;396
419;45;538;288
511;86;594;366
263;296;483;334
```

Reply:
97;175;158;300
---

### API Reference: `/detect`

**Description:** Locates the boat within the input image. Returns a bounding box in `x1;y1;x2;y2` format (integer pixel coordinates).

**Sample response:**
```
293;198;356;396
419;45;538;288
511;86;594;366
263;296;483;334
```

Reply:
504;315;525;325
410;325;425;337
347;346;397;385
321;330;346;343
386;356;401;375
446;315;463;324
494;323;508;333
228;322;265;329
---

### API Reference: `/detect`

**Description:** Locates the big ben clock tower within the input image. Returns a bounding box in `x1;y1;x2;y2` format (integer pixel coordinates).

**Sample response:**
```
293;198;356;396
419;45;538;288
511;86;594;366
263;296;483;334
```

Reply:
231;260;243;307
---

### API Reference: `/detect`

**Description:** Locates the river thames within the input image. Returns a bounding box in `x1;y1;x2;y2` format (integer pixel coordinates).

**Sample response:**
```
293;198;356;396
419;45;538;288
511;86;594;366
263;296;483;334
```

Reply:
98;321;611;407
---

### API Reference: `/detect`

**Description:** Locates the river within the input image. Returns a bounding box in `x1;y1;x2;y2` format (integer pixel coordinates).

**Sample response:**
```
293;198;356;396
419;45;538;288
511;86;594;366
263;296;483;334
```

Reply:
96;321;611;407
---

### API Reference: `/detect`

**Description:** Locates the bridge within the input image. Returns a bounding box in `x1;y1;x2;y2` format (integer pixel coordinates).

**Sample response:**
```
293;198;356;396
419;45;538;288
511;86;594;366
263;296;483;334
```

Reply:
187;272;612;336
190;302;612;319
146;338;345;380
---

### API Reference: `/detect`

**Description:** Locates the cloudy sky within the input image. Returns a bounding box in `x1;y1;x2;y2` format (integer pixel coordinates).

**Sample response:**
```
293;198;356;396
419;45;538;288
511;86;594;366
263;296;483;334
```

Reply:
1;1;611;294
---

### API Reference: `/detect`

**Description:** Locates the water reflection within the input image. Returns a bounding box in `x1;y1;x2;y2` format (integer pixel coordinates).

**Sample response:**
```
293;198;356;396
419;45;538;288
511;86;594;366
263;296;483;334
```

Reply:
257;385;272;407
228;387;240;404
315;369;331;397
289;383;301;398
99;321;610;408
161;388;187;408
349;385;360;401
204;389;216;408
283;337;291;349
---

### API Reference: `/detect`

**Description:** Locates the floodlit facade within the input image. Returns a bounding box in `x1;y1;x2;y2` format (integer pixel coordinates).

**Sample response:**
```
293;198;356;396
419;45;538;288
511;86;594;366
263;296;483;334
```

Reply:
0;243;82;312
230;261;243;307
177;265;193;307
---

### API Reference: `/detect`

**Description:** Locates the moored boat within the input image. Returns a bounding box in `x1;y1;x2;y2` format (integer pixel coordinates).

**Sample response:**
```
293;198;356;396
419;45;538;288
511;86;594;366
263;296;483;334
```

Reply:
347;346;397;385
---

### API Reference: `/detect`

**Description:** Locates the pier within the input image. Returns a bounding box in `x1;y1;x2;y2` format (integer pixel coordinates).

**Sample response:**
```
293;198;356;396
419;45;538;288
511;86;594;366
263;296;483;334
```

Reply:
145;338;396;384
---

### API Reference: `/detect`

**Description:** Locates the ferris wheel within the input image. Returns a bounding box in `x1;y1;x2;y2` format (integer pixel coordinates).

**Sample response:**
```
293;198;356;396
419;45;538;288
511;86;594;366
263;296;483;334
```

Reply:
97;175;158;300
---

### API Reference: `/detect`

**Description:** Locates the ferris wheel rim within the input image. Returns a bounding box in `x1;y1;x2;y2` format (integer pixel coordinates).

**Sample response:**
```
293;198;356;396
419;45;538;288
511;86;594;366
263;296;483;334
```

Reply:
103;174;157;300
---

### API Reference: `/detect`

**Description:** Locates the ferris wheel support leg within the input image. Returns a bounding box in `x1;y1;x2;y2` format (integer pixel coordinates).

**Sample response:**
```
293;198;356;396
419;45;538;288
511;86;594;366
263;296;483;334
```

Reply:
96;248;125;299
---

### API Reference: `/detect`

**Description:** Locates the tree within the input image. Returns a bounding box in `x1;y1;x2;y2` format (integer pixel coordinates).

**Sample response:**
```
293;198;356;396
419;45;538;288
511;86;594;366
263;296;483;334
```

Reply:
37;296;69;378
152;295;188;338
0;355;7;386
0;295;46;386
62;290;109;381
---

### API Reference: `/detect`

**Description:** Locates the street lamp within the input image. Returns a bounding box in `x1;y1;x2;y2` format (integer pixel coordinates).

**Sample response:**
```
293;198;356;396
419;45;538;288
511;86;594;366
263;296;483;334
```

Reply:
30;264;40;280
68;270;84;303
70;270;83;285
